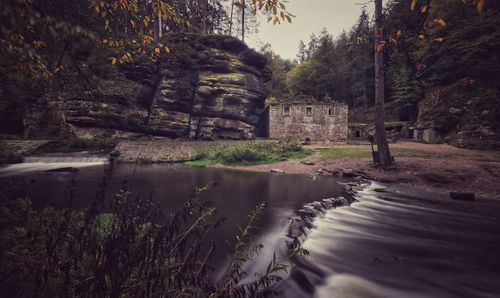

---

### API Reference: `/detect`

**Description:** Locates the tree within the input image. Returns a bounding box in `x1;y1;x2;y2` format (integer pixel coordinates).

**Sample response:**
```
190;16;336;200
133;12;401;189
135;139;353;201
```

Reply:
374;0;393;167
297;40;307;62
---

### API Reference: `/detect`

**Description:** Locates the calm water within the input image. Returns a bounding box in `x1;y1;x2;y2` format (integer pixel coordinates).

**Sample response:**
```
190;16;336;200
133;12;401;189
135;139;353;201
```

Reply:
0;162;346;279
2;161;500;297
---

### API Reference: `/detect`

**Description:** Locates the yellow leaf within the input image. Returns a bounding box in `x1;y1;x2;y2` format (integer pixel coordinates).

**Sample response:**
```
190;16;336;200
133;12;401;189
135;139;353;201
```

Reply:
435;37;445;43
434;18;446;27
111;57;117;65
164;46;170;53
477;0;485;13
411;0;417;11
154;47;160;54
418;34;425;40
396;30;402;38
420;5;428;13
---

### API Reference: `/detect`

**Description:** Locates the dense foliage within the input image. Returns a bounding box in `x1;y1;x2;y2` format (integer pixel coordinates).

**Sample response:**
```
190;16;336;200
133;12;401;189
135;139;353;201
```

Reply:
263;0;500;114
0;181;305;297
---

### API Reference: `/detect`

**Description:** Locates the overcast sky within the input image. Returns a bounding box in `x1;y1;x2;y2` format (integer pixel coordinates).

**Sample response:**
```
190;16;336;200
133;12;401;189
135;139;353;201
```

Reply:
246;0;379;60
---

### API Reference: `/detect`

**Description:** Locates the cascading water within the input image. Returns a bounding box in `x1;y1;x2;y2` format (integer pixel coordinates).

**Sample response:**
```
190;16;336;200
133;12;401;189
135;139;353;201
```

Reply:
277;181;500;298
0;152;109;177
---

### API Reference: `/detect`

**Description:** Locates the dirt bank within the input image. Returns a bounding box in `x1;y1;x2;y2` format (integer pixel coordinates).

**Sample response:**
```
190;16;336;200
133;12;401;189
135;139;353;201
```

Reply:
217;142;500;200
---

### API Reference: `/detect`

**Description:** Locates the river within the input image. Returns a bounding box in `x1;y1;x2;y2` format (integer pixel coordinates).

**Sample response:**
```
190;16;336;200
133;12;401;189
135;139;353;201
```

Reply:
1;159;499;297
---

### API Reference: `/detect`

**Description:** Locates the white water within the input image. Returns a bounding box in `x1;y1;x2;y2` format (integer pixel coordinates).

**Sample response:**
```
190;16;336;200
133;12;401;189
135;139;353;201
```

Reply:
0;161;107;177
0;152;108;177
278;182;500;298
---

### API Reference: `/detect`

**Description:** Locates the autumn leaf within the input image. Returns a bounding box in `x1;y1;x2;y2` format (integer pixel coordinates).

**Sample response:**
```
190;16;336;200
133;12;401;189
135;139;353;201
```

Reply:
421;5;428;13
411;0;417;11
435;37;445;43
396;30;402;38
434;18;446;27
111;57;117;64
477;0;485;13
376;42;385;53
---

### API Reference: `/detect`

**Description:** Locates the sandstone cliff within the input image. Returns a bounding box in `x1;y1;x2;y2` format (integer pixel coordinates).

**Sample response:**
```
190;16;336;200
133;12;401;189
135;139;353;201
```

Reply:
22;33;269;140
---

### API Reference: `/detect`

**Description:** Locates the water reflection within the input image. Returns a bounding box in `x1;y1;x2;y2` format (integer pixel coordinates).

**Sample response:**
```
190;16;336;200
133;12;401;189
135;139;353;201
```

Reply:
1;163;346;276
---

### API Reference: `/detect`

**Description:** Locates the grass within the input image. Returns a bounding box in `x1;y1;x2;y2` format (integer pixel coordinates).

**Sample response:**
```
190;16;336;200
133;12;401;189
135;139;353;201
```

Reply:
185;141;312;166
184;159;216;167
318;146;435;160
318;147;372;159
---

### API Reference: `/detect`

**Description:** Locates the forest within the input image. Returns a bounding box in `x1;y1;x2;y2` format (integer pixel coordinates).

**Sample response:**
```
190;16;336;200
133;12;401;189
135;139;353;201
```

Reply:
264;0;500;114
1;1;500;297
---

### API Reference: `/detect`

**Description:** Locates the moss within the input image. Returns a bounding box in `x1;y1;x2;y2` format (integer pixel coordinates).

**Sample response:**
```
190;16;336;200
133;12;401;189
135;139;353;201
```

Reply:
200;72;245;82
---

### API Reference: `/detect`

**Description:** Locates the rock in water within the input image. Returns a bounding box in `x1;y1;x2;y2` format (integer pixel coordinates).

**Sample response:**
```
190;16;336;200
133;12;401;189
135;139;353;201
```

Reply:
23;33;269;140
450;192;475;201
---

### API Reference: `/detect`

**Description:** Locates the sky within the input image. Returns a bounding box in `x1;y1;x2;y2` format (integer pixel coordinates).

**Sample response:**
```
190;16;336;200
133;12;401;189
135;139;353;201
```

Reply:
246;0;378;60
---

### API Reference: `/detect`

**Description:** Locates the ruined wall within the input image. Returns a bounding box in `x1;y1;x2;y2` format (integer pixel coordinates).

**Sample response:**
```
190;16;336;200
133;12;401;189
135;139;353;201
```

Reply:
269;103;348;142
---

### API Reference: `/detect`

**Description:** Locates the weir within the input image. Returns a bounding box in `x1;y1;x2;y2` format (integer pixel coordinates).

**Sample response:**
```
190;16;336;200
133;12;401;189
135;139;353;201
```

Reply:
23;156;109;163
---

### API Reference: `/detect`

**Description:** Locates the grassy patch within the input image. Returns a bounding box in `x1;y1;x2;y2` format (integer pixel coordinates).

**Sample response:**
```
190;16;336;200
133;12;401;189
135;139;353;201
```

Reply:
319;146;435;160
186;141;312;166
319;147;372;159
184;159;216;167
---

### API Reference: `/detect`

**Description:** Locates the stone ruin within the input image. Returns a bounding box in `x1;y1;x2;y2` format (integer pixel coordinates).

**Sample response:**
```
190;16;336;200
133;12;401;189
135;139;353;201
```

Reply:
268;102;348;142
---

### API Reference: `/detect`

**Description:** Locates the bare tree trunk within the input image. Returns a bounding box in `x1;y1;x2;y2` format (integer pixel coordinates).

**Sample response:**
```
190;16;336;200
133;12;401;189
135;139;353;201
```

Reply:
229;0;235;36
374;0;392;167
199;0;208;34
241;0;245;42
158;9;162;38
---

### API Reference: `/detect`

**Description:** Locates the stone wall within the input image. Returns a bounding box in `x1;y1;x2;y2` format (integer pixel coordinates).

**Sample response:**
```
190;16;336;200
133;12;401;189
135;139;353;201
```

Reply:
269;103;348;142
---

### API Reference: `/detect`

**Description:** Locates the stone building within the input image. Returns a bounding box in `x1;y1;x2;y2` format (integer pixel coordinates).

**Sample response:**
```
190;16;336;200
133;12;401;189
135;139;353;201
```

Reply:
268;102;348;142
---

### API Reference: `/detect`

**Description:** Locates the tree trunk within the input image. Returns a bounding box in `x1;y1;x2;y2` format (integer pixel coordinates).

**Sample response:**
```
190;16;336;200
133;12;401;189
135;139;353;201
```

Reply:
374;0;392;167
199;0;208;34
229;0;235;36
241;0;245;42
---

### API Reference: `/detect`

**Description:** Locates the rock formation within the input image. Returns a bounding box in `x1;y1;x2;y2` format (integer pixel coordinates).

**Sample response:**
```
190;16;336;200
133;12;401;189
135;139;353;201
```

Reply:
23;33;269;140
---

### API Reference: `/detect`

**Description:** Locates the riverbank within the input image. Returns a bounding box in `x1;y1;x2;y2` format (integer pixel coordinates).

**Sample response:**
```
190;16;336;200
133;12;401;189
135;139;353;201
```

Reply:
217;142;500;200
2;139;499;200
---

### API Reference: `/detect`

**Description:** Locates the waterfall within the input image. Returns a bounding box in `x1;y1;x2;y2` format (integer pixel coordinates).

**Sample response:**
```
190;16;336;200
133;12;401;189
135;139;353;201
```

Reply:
23;156;109;163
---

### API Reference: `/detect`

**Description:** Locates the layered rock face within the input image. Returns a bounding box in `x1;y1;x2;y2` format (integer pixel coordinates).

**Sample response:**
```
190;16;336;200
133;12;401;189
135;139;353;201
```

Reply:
24;33;269;140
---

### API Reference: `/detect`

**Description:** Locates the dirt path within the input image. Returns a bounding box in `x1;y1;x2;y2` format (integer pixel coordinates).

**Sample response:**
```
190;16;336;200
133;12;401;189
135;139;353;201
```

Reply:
218;142;500;200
